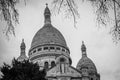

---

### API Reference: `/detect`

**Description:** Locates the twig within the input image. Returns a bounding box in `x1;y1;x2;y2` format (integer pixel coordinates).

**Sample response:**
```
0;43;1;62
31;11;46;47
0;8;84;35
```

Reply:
66;0;77;28
114;0;120;7
58;0;63;14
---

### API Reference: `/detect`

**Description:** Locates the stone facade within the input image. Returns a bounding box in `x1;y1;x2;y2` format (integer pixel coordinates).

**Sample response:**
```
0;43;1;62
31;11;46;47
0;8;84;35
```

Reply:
17;4;100;80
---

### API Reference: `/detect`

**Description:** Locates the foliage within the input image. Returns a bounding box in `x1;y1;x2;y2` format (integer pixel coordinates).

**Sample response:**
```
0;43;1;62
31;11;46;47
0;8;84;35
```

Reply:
0;0;19;37
52;0;80;27
52;0;120;42
0;58;46;80
89;0;120;42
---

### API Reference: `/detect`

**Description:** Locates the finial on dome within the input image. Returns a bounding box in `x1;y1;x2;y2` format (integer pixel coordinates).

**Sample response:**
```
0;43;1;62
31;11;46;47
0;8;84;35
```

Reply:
81;41;87;57
46;3;48;7
44;3;51;24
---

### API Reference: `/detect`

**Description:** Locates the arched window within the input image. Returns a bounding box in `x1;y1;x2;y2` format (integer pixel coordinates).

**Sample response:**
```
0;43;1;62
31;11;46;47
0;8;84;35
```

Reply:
44;62;49;70
56;47;60;50
33;50;36;53
62;49;65;52
38;48;42;51
44;47;48;50
51;61;56;68
50;47;55;50
91;78;93;80
60;58;66;63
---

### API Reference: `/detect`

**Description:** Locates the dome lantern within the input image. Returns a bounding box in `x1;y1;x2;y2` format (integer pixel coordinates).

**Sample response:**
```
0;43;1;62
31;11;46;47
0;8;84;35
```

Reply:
20;39;26;54
44;3;51;24
81;41;87;57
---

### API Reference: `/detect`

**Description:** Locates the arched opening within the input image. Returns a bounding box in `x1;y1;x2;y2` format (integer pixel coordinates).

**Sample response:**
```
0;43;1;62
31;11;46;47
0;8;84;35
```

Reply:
60;57;66;63
91;78;93;80
51;61;56;68
38;48;42;51
33;50;36;53
62;49;65;52
44;47;48;50
50;47;55;50
56;47;60;50
44;62;49;70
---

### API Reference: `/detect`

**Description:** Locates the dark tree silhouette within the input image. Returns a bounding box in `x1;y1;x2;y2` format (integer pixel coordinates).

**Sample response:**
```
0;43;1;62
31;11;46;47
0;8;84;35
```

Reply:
0;58;46;80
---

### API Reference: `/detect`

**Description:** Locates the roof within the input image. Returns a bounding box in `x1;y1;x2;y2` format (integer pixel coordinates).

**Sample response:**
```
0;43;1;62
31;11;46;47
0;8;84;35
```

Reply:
30;4;68;50
76;56;97;73
30;24;67;50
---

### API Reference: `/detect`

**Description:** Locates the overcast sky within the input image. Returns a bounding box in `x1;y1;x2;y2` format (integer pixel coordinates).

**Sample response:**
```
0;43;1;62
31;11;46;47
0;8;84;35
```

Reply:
0;0;120;80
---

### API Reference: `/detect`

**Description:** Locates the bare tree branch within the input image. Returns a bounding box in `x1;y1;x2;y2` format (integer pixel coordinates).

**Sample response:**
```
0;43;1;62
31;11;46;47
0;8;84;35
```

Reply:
58;0;64;13
52;0;79;28
114;0;120;7
66;0;77;27
0;0;27;39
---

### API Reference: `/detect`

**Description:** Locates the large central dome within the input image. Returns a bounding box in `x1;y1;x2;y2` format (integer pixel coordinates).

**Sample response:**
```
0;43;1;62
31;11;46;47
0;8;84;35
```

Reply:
31;24;67;49
30;4;67;50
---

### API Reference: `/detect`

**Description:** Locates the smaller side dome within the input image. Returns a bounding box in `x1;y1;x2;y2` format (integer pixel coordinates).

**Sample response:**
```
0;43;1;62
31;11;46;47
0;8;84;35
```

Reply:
76;41;97;73
76;57;97;73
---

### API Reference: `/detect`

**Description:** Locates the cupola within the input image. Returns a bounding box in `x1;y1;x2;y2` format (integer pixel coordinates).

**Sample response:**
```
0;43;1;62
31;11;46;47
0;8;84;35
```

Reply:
17;39;28;61
76;41;97;73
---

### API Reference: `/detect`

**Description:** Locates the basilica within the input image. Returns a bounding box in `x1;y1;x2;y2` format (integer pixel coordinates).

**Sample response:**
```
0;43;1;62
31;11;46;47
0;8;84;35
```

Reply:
17;4;100;80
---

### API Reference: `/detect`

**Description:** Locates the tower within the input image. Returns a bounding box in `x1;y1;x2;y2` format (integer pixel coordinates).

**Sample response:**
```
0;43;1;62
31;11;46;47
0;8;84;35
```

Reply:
17;39;28;61
76;41;100;80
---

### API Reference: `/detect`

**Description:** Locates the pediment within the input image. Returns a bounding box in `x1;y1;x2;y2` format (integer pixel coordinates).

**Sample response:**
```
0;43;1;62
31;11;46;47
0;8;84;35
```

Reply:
47;65;81;78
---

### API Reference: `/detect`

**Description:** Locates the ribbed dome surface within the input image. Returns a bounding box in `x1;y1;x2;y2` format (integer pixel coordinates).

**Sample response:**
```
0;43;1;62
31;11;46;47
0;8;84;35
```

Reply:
76;56;97;72
30;24;67;49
